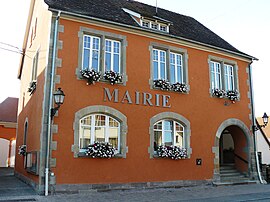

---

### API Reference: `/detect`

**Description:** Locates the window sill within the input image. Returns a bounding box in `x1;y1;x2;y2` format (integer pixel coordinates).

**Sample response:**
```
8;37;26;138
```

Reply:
77;68;127;86
77;152;125;159
152;154;189;160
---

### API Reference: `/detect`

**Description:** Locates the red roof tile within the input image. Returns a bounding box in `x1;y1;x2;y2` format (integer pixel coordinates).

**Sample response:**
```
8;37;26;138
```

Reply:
0;97;18;123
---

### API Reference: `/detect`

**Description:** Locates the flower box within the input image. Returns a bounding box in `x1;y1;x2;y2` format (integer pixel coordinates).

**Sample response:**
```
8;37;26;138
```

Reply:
212;88;226;98
153;79;171;91
28;81;37;95
85;142;115;158
171;82;189;93
226;90;239;101
18;145;26;156
80;69;101;85
103;71;122;85
157;145;187;160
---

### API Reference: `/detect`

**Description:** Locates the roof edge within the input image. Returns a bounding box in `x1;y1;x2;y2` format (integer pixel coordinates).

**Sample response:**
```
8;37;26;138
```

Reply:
18;0;36;79
48;7;257;62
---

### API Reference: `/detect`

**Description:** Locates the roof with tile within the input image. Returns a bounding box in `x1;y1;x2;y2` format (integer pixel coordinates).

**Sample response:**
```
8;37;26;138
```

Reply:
0;97;18;123
44;0;255;59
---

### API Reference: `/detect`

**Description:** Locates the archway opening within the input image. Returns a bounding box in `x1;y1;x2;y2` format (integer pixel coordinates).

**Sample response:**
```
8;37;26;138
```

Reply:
219;125;249;173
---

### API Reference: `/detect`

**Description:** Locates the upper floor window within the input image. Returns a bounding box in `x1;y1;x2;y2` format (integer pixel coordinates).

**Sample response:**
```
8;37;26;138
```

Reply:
105;39;121;73
153;49;166;80
210;61;222;90
78;27;127;85
170;52;183;84
79;114;120;153
150;44;189;93
31;50;39;81
82;35;100;71
209;56;239;101
224;64;234;91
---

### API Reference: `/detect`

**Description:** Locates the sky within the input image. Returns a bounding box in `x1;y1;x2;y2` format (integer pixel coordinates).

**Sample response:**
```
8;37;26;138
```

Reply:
0;0;269;117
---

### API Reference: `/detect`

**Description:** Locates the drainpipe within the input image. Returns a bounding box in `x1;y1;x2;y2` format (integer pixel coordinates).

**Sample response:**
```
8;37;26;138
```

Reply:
45;11;61;196
248;61;264;184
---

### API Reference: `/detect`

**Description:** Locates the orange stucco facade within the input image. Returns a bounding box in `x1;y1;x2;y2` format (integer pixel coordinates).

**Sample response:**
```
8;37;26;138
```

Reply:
15;0;257;193
49;18;252;184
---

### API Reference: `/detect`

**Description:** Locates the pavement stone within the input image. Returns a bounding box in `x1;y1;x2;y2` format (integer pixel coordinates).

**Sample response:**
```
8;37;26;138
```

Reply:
1;168;270;202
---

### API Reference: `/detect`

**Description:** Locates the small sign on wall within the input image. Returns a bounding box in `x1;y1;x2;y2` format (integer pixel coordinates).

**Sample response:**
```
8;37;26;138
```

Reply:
196;158;202;165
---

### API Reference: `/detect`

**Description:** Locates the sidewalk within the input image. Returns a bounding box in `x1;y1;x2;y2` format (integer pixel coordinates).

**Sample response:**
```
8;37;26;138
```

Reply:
0;167;37;201
0;167;270;202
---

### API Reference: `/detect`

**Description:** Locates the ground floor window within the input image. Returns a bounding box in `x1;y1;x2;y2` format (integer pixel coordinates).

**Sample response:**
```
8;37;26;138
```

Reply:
79;114;120;152
154;120;184;152
149;112;191;158
72;105;128;158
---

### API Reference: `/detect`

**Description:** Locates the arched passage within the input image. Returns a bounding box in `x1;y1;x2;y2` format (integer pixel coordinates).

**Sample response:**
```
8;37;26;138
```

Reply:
212;118;254;182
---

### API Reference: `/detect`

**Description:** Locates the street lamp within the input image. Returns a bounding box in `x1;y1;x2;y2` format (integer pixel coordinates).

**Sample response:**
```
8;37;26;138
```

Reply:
254;112;269;131
51;87;65;119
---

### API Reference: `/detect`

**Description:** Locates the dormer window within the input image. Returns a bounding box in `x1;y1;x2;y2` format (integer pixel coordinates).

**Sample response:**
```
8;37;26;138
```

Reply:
122;8;170;33
151;23;158;30
160;25;167;32
142;20;150;28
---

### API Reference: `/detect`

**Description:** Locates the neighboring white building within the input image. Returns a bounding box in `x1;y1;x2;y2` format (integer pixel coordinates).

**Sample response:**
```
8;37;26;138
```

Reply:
256;119;270;165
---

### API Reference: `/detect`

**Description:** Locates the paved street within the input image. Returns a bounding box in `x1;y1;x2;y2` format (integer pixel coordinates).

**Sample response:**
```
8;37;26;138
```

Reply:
1;168;270;202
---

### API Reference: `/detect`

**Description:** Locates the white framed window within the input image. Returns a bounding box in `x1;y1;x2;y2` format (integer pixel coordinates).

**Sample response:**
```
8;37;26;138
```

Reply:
142;20;150;28
153;49;166;80
210;61;222;90
31;50;39;81
224;64;234;91
209;56;239;99
170;52;183;84
105;39;121;73
153;120;185;152
151;23;158;30
160;24;167;32
150;44;189;92
82;35;100;71
79;114;120;153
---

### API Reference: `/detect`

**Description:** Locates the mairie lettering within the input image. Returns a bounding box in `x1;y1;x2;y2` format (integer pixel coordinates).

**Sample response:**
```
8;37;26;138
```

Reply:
103;88;171;108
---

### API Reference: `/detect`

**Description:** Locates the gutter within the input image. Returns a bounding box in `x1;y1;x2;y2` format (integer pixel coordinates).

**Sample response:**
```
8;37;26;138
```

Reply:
45;11;61;196
248;61;265;184
48;8;258;62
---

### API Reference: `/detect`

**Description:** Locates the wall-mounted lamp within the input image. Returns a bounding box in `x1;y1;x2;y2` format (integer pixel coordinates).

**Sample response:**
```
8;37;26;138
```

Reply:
254;112;269;131
51;88;65;119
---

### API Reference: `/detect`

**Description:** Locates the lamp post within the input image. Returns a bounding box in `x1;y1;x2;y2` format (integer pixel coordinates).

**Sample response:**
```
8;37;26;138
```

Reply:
50;87;65;119
254;112;269;131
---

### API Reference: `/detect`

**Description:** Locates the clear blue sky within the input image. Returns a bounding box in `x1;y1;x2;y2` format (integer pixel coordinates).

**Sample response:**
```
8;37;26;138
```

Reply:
0;0;269;116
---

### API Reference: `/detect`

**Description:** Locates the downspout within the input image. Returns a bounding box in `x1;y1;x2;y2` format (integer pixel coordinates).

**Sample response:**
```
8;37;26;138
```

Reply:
45;11;61;196
248;61;264;184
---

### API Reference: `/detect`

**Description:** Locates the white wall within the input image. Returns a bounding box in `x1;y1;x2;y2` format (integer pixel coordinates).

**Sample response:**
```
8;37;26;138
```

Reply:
0;138;9;167
9;140;16;167
257;131;270;164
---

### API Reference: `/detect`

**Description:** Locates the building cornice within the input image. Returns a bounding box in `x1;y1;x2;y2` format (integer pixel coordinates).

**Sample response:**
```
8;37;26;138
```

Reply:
51;8;257;63
0;121;17;129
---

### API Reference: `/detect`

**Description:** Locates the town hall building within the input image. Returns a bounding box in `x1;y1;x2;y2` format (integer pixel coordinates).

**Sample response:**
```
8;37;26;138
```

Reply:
15;0;261;194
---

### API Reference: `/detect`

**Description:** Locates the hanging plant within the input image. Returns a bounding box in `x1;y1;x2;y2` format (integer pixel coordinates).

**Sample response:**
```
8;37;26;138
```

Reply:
18;145;26;156
80;69;101;85
226;90;239;101
157;145;187;160
212;89;226;98
28;81;37;95
171;82;189;93
153;79;171;91
85;142;115;158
